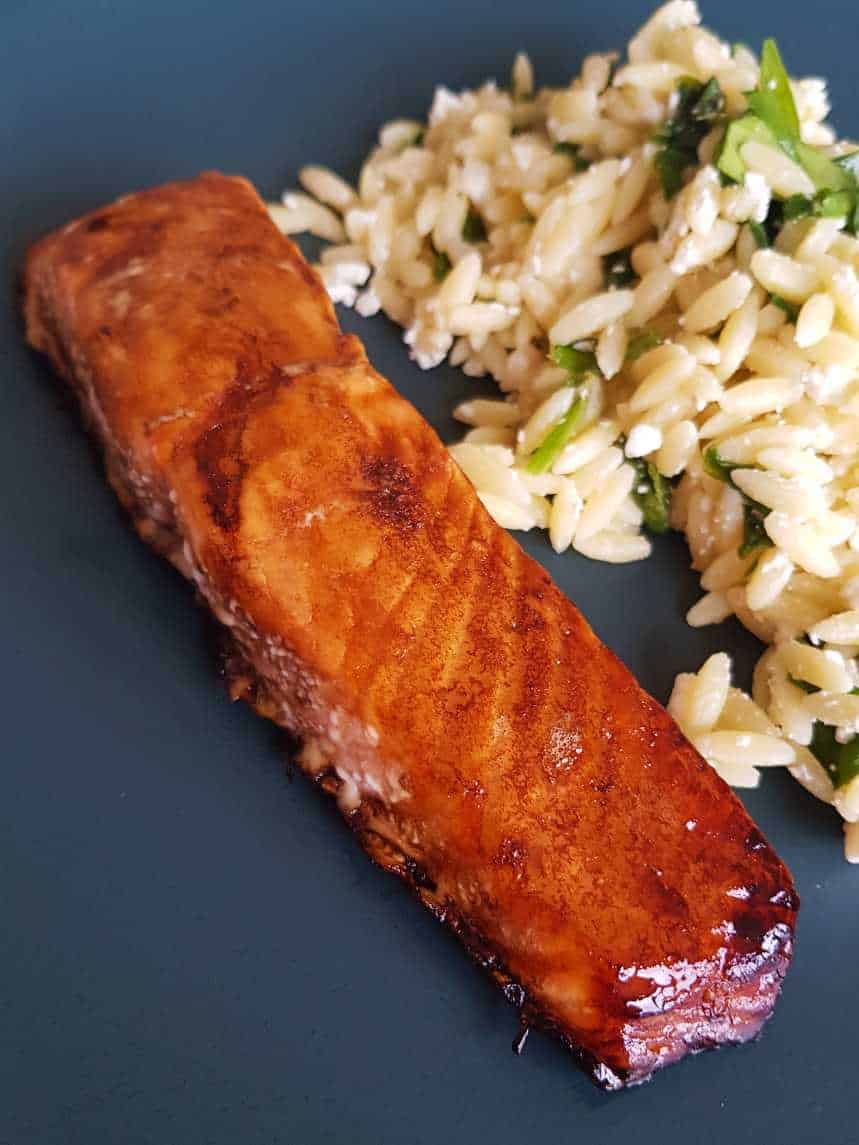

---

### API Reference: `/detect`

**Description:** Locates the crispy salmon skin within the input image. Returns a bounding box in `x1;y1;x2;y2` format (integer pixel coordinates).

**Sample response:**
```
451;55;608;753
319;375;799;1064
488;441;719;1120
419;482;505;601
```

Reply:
22;172;797;1089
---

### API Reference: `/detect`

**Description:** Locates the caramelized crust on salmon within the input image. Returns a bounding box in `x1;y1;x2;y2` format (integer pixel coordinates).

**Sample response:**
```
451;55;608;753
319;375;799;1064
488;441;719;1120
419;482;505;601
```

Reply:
22;173;797;1089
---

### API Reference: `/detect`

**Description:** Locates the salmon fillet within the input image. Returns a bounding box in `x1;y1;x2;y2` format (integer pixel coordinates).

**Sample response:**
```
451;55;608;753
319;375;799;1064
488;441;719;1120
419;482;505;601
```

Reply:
22;172;798;1089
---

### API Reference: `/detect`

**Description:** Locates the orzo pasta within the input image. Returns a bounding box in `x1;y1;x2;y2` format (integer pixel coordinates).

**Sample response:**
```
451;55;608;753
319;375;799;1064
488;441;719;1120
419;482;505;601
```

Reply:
276;2;859;861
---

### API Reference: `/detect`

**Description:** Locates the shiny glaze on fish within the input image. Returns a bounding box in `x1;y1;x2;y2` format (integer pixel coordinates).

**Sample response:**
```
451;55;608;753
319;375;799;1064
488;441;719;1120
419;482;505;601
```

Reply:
22;173;798;1088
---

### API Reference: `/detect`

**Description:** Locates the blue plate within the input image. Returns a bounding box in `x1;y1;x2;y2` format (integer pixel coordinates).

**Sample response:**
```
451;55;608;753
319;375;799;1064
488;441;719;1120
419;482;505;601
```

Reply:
2;2;855;1142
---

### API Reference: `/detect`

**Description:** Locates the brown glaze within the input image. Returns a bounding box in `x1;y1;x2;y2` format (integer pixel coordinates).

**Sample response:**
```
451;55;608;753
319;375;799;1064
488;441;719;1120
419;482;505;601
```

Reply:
22;172;798;1089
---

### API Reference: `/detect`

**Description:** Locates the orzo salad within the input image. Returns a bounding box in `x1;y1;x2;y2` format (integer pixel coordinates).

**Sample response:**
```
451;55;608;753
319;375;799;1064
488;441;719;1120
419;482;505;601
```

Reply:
272;1;859;862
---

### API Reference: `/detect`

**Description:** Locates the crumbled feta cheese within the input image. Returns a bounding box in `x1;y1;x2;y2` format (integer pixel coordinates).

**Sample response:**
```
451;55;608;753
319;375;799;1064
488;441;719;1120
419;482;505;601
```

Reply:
802;364;851;404
625;423;663;458
404;323;453;370
429;86;463;126
511;140;536;171
325;281;358;307
459;159;490;202
355;289;381;318
325;260;371;288
669;244;695;276
685;166;721;235
744;172;771;223
411;346;449;370
833;265;859;303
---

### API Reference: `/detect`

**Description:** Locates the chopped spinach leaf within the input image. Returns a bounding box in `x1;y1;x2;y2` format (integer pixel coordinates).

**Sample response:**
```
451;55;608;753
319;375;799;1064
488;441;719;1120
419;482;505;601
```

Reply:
530;342;602;472
461;207;487;243
782;194;813;219
739;498;774;557
526;393;587;474
809;722;859;789
745;38;800;141
749;221;770;247
716;39;859;235
625;329;664;361
835;151;859;180
550;342;601;381
654;147;688;200
602;247;637;288
750;198;789;247
760;198;785;243
703;445;741;485
654;76;726;198
703;446;773;557
630;456;672;534
770;294;800;322
793;139;854;193
792;676;859;788
431;246;452;281
553;141;579;159
788;674;818;694
779;189;850;223
696;77;727;119
716;113;779;183
618;432;671;534
817;189;854;218
553;141;592;171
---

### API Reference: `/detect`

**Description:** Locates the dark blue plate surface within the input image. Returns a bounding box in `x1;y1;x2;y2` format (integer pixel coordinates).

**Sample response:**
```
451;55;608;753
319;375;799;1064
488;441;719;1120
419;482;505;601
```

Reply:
2;2;855;1142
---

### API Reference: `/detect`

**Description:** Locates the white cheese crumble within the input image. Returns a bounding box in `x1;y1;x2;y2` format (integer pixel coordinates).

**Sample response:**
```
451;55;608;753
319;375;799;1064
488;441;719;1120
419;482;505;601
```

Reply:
625;423;663;458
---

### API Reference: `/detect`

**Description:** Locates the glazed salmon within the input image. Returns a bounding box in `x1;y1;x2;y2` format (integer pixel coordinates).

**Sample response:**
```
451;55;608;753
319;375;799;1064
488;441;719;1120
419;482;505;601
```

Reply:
22;172;797;1088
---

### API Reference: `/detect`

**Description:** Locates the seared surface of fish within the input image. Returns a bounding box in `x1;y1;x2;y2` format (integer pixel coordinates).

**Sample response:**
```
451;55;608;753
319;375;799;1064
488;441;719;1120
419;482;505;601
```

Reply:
23;173;797;1088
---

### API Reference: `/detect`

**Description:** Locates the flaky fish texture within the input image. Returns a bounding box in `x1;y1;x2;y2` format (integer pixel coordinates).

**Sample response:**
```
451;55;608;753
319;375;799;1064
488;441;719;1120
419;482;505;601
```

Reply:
23;172;797;1089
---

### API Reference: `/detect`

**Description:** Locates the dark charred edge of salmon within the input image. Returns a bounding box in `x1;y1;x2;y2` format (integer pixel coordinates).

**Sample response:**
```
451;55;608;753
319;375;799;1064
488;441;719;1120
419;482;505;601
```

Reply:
350;800;792;1092
22;272;177;566
307;766;632;1091
212;638;630;1090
